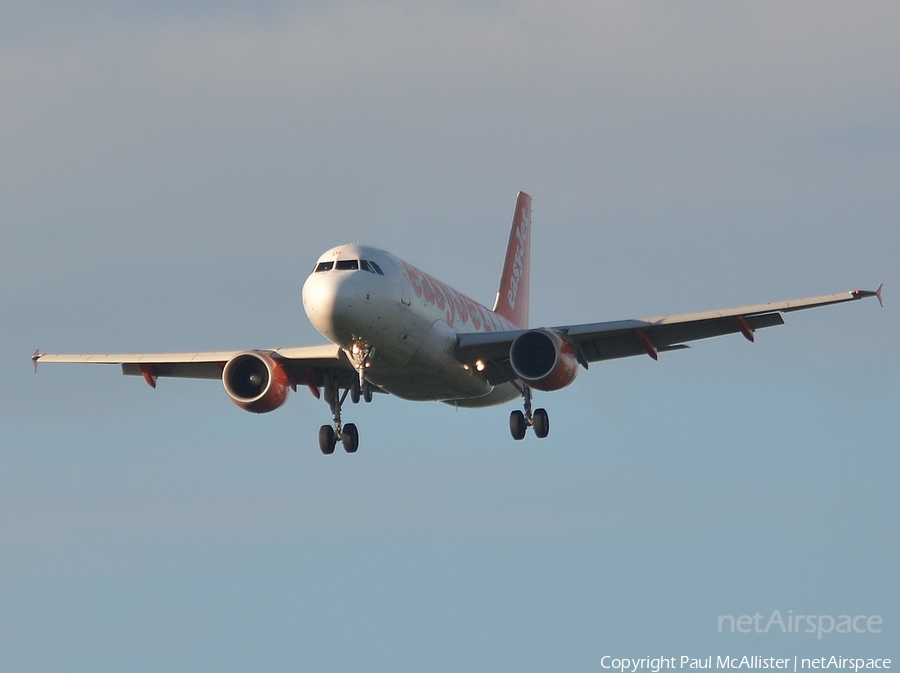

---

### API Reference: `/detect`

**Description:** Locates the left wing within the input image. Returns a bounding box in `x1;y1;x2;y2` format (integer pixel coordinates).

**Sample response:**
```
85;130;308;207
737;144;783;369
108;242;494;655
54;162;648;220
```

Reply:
457;286;883;383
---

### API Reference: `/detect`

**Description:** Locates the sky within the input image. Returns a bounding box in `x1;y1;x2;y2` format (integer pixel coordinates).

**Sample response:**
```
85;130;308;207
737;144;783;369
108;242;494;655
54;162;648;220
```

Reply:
1;1;898;671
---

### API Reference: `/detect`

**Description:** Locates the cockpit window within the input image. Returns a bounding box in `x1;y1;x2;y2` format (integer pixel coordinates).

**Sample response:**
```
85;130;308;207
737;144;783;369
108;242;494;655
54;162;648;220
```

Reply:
315;258;385;274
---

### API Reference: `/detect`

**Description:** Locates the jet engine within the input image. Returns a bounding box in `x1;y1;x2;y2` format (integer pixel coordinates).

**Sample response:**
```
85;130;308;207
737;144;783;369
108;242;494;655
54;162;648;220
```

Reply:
509;329;579;392
222;351;291;413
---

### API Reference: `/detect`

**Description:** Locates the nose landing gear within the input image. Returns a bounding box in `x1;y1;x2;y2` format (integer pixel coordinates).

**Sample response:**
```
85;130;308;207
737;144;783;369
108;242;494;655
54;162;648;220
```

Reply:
349;340;374;393
349;377;375;405
509;385;550;440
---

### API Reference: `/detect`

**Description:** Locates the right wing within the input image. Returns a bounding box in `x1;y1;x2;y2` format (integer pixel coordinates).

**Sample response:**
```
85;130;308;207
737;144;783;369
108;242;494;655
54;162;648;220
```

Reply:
32;344;357;391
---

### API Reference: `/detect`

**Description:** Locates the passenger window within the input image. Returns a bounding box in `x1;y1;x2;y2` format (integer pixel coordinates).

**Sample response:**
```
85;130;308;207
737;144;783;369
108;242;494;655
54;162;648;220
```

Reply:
315;261;334;272
336;259;359;270
369;261;385;275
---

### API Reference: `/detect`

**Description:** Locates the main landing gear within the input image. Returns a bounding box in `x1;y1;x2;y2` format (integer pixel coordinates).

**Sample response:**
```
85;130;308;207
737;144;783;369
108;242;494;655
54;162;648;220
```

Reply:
509;385;549;440
318;422;358;455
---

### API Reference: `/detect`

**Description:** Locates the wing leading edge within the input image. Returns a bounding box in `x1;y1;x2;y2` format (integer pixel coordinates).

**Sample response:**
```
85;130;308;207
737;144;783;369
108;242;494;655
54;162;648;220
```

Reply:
457;286;883;383
32;344;355;390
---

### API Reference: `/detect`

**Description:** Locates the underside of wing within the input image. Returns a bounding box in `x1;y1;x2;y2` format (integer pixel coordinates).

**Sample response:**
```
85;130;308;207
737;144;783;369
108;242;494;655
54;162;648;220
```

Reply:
33;344;356;389
34;350;242;379
456;287;882;383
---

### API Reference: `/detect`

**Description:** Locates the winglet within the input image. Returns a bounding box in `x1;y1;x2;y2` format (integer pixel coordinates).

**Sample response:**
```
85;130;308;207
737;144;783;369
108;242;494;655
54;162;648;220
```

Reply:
852;284;884;307
492;192;531;329
32;349;41;373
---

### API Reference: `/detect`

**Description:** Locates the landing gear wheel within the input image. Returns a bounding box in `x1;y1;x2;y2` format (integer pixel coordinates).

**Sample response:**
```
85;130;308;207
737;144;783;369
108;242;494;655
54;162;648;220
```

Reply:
318;425;336;454
532;408;549;439
350;378;361;404
363;381;373;403
509;410;526;440
341;423;359;453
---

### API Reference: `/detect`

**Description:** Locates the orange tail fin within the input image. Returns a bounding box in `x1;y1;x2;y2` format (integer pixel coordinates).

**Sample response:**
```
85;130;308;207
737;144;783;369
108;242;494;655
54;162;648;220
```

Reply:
492;192;531;328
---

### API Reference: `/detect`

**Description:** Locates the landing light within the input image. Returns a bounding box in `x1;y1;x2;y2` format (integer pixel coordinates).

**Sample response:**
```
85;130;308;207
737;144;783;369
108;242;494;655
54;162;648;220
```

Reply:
475;360;485;372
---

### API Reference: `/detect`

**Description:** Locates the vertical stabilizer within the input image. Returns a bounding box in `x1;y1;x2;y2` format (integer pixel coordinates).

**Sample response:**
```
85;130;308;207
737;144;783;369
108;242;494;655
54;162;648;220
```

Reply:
492;192;531;328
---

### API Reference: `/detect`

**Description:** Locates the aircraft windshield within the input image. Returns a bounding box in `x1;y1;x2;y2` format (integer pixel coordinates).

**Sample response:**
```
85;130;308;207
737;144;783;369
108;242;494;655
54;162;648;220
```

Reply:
314;259;385;275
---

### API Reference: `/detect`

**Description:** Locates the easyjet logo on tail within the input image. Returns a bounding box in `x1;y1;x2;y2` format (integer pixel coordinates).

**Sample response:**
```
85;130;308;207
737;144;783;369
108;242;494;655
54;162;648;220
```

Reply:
507;206;529;309
494;192;531;329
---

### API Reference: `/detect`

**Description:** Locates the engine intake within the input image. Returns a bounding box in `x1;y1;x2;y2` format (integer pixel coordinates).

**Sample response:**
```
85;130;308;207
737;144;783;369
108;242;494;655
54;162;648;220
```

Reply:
509;329;579;392
222;351;290;413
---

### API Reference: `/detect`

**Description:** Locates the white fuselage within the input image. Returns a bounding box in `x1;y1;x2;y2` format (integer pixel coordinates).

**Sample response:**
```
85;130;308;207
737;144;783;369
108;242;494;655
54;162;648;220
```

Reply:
302;244;520;406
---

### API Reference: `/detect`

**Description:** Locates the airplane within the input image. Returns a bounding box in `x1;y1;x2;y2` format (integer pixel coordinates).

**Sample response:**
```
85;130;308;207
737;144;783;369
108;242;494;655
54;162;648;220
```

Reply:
33;192;883;454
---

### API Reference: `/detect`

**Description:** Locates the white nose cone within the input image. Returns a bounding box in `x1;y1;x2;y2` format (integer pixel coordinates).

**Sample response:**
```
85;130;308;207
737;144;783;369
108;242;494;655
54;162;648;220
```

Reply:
302;270;341;339
302;263;370;343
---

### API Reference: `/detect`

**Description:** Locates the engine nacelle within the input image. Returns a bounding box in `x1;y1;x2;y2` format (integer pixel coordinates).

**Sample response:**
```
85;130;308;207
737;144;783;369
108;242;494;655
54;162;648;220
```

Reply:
222;351;291;414
509;329;579;392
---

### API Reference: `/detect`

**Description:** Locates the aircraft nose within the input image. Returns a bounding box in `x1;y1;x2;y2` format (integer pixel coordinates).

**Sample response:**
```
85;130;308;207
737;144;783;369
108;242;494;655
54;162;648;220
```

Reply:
302;270;367;341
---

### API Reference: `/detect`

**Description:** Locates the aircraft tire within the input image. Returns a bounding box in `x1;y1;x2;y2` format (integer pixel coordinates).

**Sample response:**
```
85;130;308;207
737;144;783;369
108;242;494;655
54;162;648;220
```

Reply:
342;423;359;453
533;408;549;439
319;425;336;454
363;382;374;403
350;379;361;404
509;410;526;440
